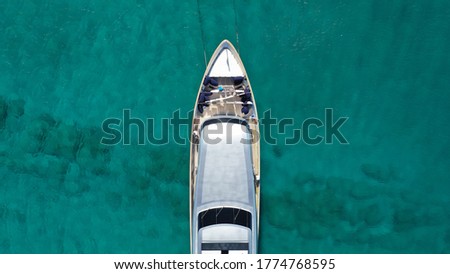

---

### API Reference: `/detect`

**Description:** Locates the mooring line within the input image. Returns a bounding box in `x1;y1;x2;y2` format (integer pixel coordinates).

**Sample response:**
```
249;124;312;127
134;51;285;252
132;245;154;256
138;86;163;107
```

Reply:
196;0;207;67
232;0;240;53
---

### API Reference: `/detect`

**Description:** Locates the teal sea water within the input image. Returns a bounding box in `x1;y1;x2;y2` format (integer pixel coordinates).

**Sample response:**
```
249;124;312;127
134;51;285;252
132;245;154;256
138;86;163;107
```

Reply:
1;0;450;253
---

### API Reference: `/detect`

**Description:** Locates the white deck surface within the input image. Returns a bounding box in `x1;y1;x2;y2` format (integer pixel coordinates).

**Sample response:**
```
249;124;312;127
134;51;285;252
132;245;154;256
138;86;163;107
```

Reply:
201;224;249;242
209;49;244;77
195;121;254;208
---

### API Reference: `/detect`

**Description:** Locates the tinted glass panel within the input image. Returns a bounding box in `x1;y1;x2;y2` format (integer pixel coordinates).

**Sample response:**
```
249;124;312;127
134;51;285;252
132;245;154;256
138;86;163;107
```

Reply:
198;208;251;230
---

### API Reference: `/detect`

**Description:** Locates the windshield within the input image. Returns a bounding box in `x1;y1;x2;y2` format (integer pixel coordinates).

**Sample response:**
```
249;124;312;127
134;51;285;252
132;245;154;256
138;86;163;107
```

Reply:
198;207;251;230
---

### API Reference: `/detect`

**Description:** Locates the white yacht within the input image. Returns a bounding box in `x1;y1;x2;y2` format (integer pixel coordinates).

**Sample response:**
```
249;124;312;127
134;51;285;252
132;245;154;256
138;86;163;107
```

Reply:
189;40;260;254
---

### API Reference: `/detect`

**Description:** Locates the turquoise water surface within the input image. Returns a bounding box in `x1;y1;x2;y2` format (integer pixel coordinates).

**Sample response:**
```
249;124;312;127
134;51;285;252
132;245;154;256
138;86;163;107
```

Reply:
1;0;450;253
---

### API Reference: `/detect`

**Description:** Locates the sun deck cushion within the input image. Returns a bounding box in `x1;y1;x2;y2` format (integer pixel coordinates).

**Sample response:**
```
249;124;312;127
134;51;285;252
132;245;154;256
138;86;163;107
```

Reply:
233;76;244;86
203;76;218;87
241;104;250;114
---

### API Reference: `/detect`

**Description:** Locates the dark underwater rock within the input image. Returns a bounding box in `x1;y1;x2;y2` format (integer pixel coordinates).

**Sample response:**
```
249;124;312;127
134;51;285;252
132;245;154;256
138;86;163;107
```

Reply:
146;145;188;183
43;122;81;160
361;164;395;183
444;229;450;252
8;99;25;118
272;145;283;158
393;207;419;232
0;96;8;128
298;222;328;240
105;192;123;210
265;193;297;229
64;179;90;196
361;203;386;226
76;127;111;175
19;114;57;153
350;180;380;200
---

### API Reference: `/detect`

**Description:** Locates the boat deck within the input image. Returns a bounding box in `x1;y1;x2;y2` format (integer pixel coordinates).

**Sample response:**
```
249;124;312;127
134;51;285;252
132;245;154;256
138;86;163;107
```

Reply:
189;40;260;253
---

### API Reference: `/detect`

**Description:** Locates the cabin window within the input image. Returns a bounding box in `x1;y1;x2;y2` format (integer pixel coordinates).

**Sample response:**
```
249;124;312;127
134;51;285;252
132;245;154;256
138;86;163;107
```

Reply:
198;207;251;230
